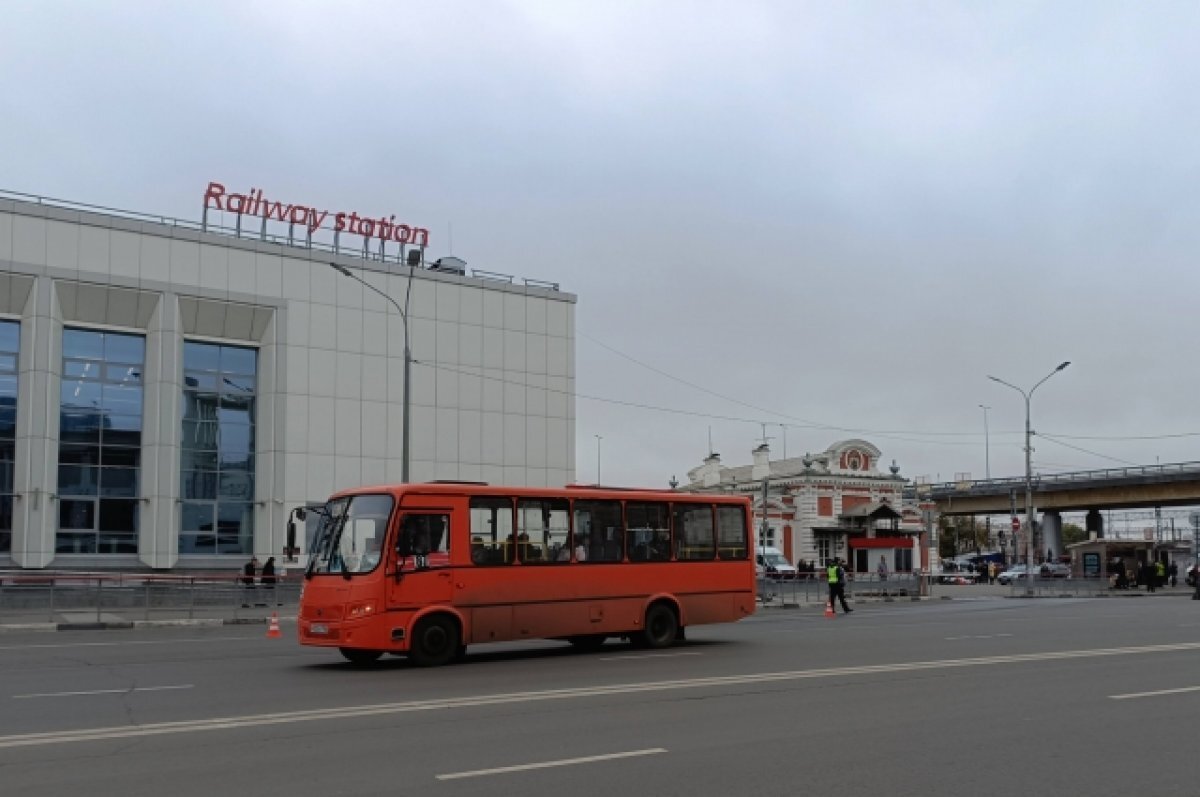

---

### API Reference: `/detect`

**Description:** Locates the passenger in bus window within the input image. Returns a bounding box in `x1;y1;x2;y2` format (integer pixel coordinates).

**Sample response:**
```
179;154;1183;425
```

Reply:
574;541;587;561
650;529;671;561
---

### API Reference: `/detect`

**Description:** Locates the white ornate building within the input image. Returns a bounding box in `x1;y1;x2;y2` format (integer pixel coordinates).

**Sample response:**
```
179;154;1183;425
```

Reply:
682;439;925;572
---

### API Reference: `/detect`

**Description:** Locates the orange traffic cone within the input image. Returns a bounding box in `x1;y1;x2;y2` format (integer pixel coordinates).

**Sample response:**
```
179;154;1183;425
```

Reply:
824;600;835;619
266;612;282;639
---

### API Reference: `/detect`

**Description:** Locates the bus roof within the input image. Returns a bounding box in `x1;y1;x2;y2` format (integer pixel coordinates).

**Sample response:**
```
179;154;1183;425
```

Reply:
328;482;750;505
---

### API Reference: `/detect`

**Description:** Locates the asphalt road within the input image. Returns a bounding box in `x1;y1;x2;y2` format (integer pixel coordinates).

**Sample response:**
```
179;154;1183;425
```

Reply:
1;596;1196;796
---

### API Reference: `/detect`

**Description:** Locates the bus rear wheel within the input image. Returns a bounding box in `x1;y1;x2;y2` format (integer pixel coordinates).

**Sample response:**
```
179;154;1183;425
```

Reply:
409;615;460;667
339;648;383;665
639;603;678;649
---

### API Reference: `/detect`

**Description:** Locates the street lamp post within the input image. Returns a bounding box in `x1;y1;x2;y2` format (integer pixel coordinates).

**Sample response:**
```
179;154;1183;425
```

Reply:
980;403;991;552
988;361;1071;587
330;260;415;483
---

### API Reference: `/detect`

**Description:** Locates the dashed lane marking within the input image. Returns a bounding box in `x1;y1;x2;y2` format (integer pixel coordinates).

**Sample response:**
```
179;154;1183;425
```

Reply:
1;641;1199;749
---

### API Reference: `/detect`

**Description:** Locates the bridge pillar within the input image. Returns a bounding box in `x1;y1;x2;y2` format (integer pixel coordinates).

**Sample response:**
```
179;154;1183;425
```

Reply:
1086;509;1104;539
1042;511;1063;561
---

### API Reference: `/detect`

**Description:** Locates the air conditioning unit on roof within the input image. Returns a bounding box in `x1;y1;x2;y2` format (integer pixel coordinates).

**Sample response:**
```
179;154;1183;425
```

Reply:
431;256;466;275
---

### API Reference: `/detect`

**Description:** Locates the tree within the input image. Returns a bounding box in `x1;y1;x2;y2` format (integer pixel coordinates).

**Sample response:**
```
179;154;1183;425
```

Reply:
1062;522;1086;547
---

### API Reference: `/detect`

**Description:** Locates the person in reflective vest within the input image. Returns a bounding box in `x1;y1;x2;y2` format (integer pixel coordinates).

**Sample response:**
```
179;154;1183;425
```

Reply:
827;558;853;614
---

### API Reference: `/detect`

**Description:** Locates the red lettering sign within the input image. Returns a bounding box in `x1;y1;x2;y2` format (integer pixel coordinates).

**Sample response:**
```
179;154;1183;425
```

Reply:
203;181;429;247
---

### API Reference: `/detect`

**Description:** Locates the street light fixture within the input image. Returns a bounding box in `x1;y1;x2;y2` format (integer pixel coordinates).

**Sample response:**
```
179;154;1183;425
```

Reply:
330;258;417;483
988;361;1071;586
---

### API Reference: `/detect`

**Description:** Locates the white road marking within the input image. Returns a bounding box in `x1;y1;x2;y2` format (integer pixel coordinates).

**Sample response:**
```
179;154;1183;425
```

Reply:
944;634;1014;640
14;685;194;699
436;748;668;780
2;640;1199;749
598;652;701;661
0;637;257;652
1109;686;1200;700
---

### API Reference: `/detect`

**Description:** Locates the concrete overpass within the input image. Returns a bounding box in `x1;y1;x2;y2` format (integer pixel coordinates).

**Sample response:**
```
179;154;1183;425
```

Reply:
917;461;1200;560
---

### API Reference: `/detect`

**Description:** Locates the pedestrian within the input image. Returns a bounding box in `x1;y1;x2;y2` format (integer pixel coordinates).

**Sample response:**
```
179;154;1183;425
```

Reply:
1168;562;1177;588
827;557;852;614
877;555;889;596
1155;560;1166;589
1141;561;1156;593
260;556;278;605
988;561;998;585
241;556;258;607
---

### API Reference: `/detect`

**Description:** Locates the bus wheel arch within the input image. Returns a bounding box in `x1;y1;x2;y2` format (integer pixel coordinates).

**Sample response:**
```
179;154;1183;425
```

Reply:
638;599;681;649
408;611;463;667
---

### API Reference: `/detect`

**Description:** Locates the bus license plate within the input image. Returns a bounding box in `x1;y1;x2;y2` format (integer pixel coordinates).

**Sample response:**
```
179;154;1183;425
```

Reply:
309;623;329;635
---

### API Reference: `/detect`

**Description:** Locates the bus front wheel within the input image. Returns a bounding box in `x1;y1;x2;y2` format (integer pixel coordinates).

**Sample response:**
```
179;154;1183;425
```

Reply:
639;604;678;649
339;647;383;665
409;615;460;667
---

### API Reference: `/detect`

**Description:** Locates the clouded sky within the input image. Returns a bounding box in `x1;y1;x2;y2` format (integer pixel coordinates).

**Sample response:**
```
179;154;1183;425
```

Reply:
4;1;1198;489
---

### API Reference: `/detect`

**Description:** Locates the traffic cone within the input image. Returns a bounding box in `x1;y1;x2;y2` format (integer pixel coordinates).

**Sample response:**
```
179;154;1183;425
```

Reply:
824;600;835;619
266;612;282;639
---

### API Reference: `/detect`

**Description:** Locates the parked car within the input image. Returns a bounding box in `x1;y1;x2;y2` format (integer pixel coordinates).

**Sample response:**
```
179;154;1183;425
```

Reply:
756;547;798;580
997;565;1032;585
1039;562;1071;578
998;563;1070;584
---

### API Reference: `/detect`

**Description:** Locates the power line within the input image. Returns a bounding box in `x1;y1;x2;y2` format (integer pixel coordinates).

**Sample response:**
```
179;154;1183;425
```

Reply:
413;360;986;447
1038;433;1138;466
580;333;1015;440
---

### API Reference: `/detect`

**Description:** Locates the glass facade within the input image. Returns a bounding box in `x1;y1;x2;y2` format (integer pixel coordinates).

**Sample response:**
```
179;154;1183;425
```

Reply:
180;341;256;555
57;328;144;554
0;320;18;553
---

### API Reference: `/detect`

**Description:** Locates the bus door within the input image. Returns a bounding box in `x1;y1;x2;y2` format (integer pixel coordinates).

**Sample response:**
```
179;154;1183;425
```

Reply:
387;506;454;608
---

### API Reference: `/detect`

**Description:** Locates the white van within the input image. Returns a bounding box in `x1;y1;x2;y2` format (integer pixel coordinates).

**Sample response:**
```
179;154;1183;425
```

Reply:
756;546;798;580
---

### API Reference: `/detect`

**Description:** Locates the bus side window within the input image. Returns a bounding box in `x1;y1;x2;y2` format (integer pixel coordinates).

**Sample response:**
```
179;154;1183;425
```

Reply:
573;500;623;562
469;497;513;566
673;503;716;560
626;501;670;562
401;514;450;568
516;498;570;565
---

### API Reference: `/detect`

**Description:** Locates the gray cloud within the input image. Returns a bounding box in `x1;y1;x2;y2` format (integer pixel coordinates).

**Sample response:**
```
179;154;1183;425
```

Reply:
3;0;1197;487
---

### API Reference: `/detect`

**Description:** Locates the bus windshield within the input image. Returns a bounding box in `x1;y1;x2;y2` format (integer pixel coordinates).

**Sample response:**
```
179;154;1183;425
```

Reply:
308;494;394;575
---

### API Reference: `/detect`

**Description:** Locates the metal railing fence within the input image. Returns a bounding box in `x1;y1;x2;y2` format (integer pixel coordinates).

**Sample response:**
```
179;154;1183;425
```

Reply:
0;572;301;624
758;573;922;606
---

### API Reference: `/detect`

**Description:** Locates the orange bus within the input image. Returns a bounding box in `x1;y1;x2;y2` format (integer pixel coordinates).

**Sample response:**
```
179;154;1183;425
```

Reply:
297;482;756;665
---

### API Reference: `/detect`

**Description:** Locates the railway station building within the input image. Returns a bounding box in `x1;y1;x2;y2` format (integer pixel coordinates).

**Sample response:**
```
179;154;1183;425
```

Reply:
0;188;576;571
682;439;925;572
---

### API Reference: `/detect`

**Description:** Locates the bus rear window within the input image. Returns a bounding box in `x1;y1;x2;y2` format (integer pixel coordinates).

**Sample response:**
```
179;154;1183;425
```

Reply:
717;505;747;560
